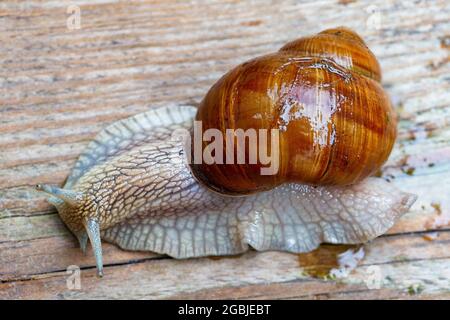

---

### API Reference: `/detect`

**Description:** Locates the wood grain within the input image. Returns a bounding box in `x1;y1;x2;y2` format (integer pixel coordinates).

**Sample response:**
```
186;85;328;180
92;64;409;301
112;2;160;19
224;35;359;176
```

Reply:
1;0;449;299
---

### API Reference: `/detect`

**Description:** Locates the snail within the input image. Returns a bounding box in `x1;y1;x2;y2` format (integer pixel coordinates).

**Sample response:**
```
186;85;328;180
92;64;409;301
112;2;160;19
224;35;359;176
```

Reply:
36;27;416;277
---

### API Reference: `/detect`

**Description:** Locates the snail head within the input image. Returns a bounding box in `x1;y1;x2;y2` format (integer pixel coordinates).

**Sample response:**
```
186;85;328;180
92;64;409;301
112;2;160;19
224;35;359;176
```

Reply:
35;184;104;277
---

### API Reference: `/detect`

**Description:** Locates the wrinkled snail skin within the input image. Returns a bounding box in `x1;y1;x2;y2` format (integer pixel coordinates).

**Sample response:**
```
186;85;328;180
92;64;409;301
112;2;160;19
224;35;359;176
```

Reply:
191;27;396;195
36;28;416;277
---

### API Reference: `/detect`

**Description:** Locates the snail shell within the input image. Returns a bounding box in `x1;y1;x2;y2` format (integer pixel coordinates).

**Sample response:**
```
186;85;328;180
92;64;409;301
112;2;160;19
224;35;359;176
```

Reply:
191;27;396;195
36;28;415;277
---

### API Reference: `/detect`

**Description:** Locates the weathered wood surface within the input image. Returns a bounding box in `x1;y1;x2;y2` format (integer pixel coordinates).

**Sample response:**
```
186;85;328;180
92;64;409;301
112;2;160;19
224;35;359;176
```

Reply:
0;0;449;299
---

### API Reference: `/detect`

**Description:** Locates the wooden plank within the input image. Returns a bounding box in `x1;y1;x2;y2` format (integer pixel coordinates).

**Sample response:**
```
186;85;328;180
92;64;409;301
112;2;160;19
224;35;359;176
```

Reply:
1;0;449;299
0;234;159;281
1;231;450;299
1;231;449;299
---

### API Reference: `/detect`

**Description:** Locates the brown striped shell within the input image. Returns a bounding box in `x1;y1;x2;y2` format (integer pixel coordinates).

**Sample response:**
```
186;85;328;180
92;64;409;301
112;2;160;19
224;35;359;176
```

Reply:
190;27;397;195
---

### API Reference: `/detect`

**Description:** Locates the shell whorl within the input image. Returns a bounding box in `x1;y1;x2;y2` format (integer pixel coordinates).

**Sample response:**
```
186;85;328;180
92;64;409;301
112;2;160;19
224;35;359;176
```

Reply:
280;27;382;82
190;27;396;195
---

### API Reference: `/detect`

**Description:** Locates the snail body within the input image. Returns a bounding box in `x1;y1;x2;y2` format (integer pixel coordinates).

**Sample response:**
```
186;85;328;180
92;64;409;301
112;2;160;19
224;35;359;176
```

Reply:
37;28;415;277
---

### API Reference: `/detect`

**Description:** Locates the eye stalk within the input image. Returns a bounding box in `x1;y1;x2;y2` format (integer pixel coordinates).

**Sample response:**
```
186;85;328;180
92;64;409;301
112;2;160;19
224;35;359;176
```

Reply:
35;184;103;277
35;184;83;206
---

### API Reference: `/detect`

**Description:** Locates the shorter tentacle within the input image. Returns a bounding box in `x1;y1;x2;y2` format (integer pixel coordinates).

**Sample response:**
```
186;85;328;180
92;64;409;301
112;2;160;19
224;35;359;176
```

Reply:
78;232;89;255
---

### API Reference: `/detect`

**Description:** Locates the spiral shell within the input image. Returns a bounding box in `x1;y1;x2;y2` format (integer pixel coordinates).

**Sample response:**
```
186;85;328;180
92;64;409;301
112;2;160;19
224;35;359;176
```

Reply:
191;27;396;195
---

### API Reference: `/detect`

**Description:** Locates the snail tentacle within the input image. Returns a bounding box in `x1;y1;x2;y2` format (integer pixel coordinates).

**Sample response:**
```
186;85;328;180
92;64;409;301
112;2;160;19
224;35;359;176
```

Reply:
78;232;89;255
35;184;82;207
85;218;103;277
